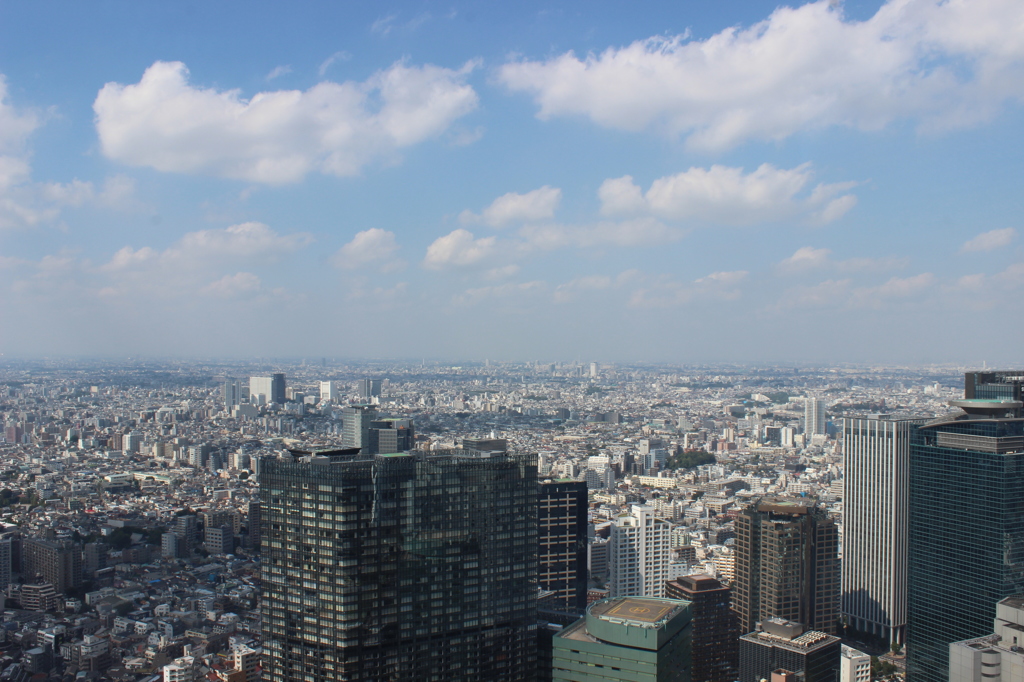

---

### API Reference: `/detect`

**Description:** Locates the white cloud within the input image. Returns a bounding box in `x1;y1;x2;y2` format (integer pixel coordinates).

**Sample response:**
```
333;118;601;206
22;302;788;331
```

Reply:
423;229;497;269
460;185;561;228
453;280;546;306
499;0;1024;150
599;164;857;226
629;270;748;308
519;217;680;251
961;227;1016;252
849;273;935;307
203;272;263;298
553;274;613;303
331;228;403;271
778;246;907;273
319;52;352;77
94;60;479;184
266;65;292;81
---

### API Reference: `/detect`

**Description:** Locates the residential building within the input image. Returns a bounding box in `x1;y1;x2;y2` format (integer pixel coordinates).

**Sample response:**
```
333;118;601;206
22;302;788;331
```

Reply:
733;497;839;635
610;505;672;598
259;444;538;681
22;538;82;594
666;574;738;682
552;596;692;682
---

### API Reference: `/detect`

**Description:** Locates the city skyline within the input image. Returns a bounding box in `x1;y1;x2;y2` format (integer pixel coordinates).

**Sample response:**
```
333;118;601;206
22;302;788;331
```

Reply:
2;1;1024;363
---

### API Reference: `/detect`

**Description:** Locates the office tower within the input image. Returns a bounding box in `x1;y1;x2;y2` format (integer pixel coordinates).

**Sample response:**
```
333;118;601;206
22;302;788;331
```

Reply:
247;499;261;547
367;418;415;455
589;362;598;378
0;537;10;591
340;405;377;450
805;398;826;436
319;380;337;402
738;619;840;682
906;397;1024;682
259;444;538;681
539;481;589;613
204;525;234;555
123;431;142;453
733;497;839;635
161;533;179;559
949;597;1024;682
223;379;243;407
964;371;1024;400
358;378;383;398
173;515;198;556
250;373;286;405
666;575;738;682
609;504;672;598
841;416;923;645
552;596;692;682
21;538;82;594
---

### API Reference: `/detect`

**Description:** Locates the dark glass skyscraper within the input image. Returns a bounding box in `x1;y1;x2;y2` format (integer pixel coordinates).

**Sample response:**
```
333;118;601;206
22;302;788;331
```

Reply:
260;444;538;682
538;481;588;613
666;574;738;682
906;398;1024;682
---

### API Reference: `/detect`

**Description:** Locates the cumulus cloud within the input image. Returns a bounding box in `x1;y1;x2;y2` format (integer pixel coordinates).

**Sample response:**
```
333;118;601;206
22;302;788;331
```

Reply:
202;272;263;298
460;186;562;227
331;228;403;271
849;273;935;307
961;227;1016;252
499;0;1024;150
519;217;680;251
599;164;857;226
423;229;497;269
94;59;479;184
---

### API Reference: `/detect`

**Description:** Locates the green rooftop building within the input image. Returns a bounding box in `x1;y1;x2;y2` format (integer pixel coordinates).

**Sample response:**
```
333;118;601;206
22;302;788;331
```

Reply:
552;596;692;682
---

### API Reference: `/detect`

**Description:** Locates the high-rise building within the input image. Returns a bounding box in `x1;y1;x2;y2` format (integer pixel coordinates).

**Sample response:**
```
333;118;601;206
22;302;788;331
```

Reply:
259;444;538;681
738;619;840;682
247;499;261;547
250;373;286;405
539;481;588;613
906;397;1024;682
552;596;693;682
841;415;924;645
223;379;243;407
358;378;383;398
341;405;377;450
609;505;672;598
0;537;11;592
805;398;826;436
367;418;415;455
21;538;82;594
840;645;872;682
173;515;198;556
319;380;337;402
733;497;839;635
666;574;738;682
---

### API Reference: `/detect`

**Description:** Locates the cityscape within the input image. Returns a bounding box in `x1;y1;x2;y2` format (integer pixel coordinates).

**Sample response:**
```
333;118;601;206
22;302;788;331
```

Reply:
0;359;1019;681
3;0;1024;680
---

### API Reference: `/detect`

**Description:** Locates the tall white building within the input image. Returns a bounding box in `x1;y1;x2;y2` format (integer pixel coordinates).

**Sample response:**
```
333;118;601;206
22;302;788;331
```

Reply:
841;645;872;682
842;416;922;645
319;380;337;402
805;398;827;435
609;505;671;598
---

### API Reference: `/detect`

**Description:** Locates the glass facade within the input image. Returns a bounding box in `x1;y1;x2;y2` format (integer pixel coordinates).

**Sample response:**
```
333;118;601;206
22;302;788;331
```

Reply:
906;416;1024;682
260;449;538;682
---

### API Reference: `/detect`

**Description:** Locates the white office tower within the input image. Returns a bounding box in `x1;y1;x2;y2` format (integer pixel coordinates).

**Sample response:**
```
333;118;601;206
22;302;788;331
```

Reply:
589;362;598;378
805;398;827;435
609;505;671;598
842;416;920;645
319;380;337;402
841;645;872;682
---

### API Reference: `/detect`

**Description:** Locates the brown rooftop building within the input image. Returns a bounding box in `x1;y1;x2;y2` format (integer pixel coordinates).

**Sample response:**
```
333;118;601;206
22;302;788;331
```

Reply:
666;574;738;682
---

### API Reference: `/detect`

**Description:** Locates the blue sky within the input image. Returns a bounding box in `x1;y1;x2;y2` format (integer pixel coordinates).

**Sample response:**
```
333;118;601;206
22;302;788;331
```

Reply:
1;0;1023;364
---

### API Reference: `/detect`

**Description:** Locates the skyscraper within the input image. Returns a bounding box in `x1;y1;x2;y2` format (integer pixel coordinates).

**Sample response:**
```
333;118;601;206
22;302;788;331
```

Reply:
319;380;337;402
609;504;672;598
250;373;286;405
259;444;538;681
367;418;415;455
539;481;589;613
733;497;839;635
358;378;383;398
223;379;243;407
906;397;1024;682
666;574;738;682
340;405;377;450
805;398;826;436
841;415;924;645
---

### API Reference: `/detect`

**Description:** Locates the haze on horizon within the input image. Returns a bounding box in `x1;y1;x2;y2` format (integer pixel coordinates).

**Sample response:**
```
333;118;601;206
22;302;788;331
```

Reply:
1;0;1023;364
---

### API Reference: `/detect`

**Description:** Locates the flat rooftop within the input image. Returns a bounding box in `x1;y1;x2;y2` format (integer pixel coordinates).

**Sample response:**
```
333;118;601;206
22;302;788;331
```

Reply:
590;597;682;625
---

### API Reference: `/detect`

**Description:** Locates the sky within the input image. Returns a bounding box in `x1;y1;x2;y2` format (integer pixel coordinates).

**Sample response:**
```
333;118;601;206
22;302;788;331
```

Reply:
1;0;1024;365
